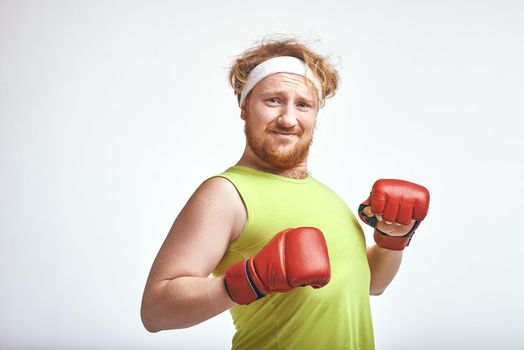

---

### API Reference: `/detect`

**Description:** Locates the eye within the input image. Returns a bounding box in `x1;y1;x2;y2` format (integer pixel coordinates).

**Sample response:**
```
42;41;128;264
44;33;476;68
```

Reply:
266;97;281;104
297;102;312;109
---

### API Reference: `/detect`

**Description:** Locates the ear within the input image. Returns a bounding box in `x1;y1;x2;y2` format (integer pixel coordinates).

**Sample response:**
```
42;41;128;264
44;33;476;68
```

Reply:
240;104;248;121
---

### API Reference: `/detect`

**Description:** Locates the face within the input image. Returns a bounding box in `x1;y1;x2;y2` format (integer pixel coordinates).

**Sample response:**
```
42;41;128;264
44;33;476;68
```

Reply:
242;73;319;170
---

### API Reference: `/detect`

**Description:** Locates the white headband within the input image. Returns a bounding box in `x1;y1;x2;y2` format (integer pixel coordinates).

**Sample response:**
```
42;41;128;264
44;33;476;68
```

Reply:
238;56;322;107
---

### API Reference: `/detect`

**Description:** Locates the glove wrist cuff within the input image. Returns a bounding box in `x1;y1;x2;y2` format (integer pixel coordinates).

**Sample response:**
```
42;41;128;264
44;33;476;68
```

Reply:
224;259;265;305
373;229;414;251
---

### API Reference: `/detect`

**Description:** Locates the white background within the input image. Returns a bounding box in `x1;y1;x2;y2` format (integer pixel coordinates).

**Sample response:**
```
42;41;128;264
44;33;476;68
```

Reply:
1;0;523;349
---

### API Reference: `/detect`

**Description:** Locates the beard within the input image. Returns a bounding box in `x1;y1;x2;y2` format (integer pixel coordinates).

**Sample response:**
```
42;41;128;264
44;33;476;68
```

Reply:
244;120;315;170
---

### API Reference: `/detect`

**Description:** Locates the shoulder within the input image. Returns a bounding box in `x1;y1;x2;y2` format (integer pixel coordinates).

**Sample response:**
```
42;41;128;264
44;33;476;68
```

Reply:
196;175;241;204
195;175;246;243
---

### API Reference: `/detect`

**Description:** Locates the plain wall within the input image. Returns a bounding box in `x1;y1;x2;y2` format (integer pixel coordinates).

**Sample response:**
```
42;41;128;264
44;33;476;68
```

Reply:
1;0;523;349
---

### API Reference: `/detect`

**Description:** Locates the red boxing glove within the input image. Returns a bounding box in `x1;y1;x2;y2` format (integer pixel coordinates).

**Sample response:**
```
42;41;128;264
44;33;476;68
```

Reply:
358;179;430;250
224;227;331;305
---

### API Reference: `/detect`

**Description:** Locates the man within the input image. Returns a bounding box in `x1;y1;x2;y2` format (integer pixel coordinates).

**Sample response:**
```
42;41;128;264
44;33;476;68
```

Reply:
140;37;430;349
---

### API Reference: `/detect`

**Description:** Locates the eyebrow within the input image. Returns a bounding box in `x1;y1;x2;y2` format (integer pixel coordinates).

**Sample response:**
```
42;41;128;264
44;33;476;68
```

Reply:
259;90;316;104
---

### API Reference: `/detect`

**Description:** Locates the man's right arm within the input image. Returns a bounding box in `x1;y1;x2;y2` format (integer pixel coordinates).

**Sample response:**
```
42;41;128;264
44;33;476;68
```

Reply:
140;176;246;332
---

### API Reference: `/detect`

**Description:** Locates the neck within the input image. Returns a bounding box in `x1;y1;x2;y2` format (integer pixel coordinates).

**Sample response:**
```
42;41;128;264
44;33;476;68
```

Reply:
236;145;309;180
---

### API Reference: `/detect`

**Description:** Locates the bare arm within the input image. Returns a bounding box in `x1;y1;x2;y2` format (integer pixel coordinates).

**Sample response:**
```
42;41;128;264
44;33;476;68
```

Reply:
365;210;412;295
140;177;246;332
367;245;403;295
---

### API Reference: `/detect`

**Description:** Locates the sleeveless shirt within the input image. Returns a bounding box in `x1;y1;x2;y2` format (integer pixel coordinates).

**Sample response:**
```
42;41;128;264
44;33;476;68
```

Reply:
210;166;375;350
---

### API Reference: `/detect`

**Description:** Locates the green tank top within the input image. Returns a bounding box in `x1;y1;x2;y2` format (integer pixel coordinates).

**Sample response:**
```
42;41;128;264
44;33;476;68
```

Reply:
210;166;375;350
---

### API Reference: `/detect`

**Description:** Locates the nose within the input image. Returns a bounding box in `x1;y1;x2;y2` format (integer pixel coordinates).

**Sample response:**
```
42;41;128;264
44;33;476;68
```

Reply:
276;103;298;128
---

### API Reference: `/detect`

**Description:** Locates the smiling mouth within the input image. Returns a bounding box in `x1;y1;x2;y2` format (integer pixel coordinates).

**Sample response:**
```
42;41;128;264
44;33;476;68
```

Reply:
271;132;297;140
271;131;297;136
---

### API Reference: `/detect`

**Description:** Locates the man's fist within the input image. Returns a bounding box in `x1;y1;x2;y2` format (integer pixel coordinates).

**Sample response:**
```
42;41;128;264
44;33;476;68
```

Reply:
224;227;331;305
358;179;430;250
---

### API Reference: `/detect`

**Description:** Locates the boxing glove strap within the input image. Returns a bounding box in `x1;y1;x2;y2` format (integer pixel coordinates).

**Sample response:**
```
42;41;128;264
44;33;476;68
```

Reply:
246;259;266;299
373;220;420;251
224;259;266;305
373;230;413;250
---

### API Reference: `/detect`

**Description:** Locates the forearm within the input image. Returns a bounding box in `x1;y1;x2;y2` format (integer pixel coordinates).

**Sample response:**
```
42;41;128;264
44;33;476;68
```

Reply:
367;244;403;295
141;275;235;332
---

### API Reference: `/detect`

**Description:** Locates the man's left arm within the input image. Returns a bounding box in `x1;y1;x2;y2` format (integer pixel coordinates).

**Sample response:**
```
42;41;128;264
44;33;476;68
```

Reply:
366;244;403;295
358;179;431;296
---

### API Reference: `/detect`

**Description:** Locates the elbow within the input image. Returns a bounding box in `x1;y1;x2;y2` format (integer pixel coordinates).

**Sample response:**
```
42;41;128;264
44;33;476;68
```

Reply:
142;314;193;332
369;288;385;296
140;297;190;332
141;311;188;333
141;291;165;333
140;281;195;331
142;320;160;334
141;306;161;333
143;322;160;334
